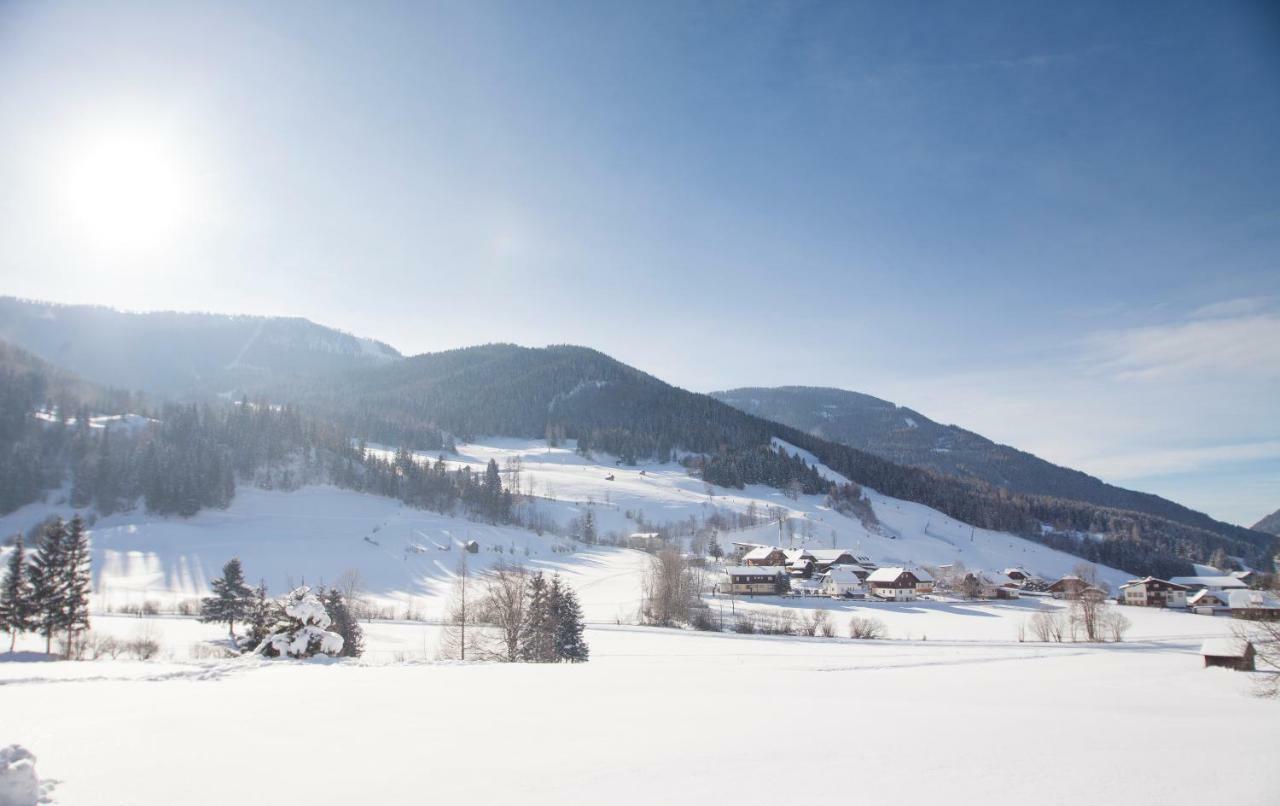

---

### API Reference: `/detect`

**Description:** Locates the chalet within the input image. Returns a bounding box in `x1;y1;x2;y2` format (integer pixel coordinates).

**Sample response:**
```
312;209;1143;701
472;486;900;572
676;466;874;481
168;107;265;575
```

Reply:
808;549;858;572
1188;589;1231;615
1047;576;1108;601
982;572;1022;599
1119;577;1190;608
724;566;788;596
1001;567;1037;585
1228;590;1280;621
1200;637;1256;671
909;567;935;594
867;567;919;602
821;567;867;599
743;546;788;567
1169;575;1249;593
784;549;817;577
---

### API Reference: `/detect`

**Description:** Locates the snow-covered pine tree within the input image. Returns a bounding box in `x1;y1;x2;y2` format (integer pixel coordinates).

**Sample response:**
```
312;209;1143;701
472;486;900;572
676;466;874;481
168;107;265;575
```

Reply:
553;579;588;663
199;558;254;639
255;586;344;659
582;510;596;545
60;516;92;656
242;582;278;652
27;519;68;655
518;571;555;662
321;587;364;658
0;535;34;652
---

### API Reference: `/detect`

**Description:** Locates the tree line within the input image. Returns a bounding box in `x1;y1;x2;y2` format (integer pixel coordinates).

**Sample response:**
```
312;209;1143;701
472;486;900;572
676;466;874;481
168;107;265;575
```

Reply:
0;516;92;655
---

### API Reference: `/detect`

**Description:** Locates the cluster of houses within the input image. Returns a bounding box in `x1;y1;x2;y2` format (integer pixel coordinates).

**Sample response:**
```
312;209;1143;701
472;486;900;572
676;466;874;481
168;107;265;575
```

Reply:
1119;572;1280;620
719;543;1052;603
717;544;1280;621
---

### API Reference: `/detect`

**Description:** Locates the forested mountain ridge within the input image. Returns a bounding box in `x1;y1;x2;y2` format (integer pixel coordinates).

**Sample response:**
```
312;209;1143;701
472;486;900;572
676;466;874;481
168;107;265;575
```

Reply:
266;343;1275;576
0;296;401;397
1;300;1274;579
713;386;1267;547
1254;508;1280;536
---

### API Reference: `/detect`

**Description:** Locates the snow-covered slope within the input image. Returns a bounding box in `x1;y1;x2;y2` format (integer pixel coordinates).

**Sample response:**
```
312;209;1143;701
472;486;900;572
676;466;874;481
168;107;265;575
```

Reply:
0;437;1134;626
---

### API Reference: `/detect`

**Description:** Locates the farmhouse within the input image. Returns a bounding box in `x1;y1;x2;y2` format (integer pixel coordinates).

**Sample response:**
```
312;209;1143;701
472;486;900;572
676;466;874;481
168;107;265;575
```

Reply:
808;549;857;573
1169;575;1249;593
1046;576;1107;600
1119;577;1190;608
910;567;935;594
1047;575;1086;599
821;566;867;598
1188;589;1231;614
743;546;788;567
1200;637;1256;671
1228;590;1280;621
724;566;787;596
867;567;919;601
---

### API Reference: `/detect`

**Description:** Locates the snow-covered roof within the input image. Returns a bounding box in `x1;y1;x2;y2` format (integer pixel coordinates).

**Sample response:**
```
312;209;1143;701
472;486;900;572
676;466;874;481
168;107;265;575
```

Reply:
809;549;854;561
1201;637;1250;658
867;567;909;583
783;549;815;561
1228;590;1280;610
824;567;865;585
1169;576;1248;589
1120;577;1187;590
909;566;934;583
725;565;785;577
1188;589;1228;606
742;546;781;561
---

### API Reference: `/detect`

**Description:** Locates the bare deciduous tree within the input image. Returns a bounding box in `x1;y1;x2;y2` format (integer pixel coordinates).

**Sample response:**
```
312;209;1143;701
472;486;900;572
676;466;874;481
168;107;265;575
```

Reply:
848;615;886;640
639;548;700;626
474;562;529;662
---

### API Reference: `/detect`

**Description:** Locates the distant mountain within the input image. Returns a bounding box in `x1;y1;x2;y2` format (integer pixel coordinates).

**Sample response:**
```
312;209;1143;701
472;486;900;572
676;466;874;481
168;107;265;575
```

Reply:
712;386;1269;550
1254;508;1280;536
265;343;1274;577
2;299;1274;577
0;297;400;398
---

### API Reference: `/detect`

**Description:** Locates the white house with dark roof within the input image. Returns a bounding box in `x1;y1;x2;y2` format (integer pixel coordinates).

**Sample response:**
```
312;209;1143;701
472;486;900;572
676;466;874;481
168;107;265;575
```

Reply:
867;567;920;601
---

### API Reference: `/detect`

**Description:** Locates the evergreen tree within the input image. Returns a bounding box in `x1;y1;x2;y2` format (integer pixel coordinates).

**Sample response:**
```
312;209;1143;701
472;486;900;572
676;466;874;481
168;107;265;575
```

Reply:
708;533;724;561
27;518;67;655
255;586;344;658
552;579;588;663
242;582;278;652
582;510;597;545
321;587;364;658
518;572;554;662
60;516;92;656
199;558;254;639
0;535;33;652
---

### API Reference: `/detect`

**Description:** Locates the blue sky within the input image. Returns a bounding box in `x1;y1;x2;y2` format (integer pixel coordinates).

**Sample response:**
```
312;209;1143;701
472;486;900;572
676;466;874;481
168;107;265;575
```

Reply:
1;1;1277;525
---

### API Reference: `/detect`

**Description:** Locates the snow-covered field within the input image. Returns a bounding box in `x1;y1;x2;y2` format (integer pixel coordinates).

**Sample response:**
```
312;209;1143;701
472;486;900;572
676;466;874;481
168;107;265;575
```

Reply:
3;611;1277;805
5;436;1277;804
0;436;1134;622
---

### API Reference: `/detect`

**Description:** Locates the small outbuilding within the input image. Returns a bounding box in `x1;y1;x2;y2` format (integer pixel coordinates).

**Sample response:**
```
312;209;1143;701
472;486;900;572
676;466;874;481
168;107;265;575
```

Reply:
1200;637;1255;671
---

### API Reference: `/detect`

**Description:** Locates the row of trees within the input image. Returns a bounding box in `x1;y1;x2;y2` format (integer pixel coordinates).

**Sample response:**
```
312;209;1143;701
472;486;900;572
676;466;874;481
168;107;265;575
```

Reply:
0;517;92;655
198;558;365;658
439;558;588;663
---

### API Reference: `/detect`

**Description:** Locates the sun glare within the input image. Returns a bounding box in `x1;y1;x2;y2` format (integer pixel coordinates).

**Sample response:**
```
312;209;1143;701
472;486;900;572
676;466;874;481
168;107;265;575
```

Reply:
59;126;191;252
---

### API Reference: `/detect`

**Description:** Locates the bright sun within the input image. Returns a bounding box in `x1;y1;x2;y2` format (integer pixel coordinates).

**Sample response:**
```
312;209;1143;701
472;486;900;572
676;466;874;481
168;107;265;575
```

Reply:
59;126;191;252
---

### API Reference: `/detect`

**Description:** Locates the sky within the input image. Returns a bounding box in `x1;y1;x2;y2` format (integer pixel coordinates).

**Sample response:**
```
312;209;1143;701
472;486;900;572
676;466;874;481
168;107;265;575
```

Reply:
0;1;1278;526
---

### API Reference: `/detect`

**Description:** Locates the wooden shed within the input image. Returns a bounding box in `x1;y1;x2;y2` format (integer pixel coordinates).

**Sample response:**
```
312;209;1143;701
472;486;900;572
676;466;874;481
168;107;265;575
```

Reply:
1200;637;1255;671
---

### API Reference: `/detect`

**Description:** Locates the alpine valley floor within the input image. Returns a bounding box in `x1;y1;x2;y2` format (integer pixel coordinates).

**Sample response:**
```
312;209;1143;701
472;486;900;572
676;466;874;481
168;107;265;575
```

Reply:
2;612;1278;806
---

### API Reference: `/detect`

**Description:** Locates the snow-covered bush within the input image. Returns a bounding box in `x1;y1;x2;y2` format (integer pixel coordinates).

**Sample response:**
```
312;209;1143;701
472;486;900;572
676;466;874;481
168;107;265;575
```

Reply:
0;745;39;806
255;587;344;659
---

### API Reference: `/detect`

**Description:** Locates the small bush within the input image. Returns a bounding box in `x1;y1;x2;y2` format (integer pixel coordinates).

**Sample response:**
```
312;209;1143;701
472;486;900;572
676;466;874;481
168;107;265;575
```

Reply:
848;615;886;640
